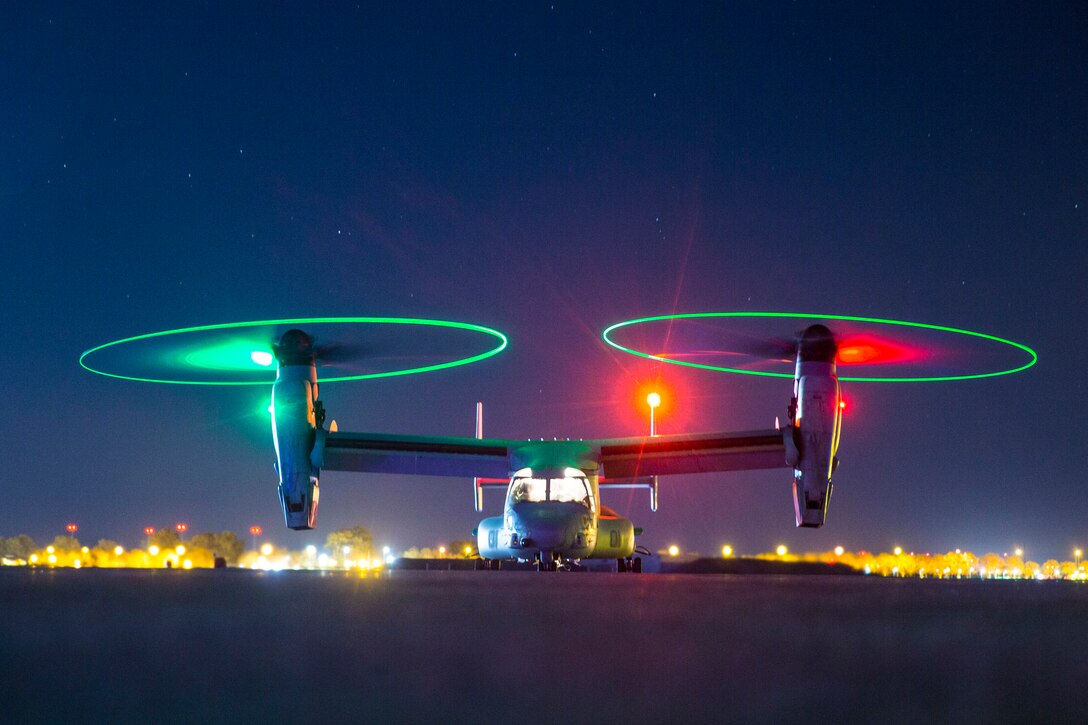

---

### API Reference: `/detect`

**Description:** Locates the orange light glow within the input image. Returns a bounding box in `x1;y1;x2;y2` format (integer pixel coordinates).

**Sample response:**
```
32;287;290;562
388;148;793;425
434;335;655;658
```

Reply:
614;373;694;435
646;391;661;409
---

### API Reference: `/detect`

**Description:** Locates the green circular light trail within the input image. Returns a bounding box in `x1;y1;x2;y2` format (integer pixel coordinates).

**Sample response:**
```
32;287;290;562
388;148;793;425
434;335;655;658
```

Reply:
602;312;1036;382
80;317;508;385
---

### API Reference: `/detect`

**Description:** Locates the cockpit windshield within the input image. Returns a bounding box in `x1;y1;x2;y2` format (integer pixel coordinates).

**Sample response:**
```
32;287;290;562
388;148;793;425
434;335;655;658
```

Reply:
508;468;595;511
509;475;546;504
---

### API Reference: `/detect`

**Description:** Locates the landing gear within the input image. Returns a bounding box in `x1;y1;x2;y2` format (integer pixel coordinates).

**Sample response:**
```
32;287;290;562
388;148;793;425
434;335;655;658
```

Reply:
617;556;643;573
535;552;558;572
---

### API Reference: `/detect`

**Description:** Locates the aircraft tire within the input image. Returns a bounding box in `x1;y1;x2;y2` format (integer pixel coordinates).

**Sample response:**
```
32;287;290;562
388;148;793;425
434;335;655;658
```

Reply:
633;557;642;574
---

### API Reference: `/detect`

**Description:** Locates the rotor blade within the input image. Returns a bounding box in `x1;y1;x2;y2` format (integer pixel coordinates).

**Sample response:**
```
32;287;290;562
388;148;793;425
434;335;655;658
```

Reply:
313;342;369;365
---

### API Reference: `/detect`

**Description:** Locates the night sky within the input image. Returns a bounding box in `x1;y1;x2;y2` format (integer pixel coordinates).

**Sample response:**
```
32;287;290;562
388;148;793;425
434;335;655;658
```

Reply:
4;3;1086;559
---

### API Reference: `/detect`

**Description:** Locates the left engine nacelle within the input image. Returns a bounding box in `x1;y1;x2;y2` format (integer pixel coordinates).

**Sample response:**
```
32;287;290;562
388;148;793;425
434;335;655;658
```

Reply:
271;360;320;530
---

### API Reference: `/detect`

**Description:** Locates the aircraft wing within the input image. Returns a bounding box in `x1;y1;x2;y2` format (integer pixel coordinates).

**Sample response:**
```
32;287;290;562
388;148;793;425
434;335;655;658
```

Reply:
595;429;788;479
319;431;512;479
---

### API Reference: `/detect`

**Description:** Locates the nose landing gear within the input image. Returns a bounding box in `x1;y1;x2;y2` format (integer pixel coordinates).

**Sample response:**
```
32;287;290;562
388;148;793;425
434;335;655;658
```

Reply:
535;552;558;572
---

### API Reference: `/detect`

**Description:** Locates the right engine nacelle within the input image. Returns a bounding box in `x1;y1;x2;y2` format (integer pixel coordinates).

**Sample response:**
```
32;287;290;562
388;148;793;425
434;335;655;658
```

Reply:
788;324;843;528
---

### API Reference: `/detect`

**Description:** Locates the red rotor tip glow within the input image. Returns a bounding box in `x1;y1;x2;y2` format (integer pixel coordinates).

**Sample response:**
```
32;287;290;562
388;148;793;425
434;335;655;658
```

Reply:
835;335;920;365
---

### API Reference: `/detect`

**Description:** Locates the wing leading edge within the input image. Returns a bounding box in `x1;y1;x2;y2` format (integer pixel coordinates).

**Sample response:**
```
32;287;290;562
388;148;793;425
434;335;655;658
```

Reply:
319;427;788;481
596;429;788;479
320;431;512;479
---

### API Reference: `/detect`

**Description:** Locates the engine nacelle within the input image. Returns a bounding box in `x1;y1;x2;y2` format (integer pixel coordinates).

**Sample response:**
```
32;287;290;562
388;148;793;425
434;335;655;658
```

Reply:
788;324;843;528
476;515;510;559
271;359;320;530
589;516;635;558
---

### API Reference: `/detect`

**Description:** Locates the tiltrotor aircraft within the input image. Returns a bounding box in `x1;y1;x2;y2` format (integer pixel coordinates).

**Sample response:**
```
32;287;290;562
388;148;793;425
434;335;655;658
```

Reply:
271;325;842;571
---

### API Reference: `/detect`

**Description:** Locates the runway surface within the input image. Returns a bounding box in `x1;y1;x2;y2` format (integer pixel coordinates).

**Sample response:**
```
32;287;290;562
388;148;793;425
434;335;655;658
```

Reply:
3;569;1086;723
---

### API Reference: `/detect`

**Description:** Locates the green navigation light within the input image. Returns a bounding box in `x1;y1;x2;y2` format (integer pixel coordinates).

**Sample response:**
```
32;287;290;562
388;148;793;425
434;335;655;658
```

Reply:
80;317;508;385
602;312;1036;382
250;351;274;367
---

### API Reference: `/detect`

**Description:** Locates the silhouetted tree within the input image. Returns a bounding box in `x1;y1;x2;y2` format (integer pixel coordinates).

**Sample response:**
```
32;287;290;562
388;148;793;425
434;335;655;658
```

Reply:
326;527;373;560
191;531;244;564
150;529;181;549
51;535;81;551
448;539;477;558
3;535;36;559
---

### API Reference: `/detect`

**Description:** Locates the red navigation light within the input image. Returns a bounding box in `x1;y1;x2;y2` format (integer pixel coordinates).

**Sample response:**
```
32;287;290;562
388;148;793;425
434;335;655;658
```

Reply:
66;523;78;533
250;526;263;536
144;527;155;536
836;335;921;366
175;522;188;533
839;400;846;411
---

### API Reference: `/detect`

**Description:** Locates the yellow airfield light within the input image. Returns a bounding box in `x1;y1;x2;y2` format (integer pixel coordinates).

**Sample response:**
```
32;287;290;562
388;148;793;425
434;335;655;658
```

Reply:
834;546;845;556
668;545;680;557
722;545;733;557
776;545;788;557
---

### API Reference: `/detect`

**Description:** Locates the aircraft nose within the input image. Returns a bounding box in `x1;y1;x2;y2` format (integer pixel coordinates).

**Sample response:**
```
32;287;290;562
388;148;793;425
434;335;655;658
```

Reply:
511;504;584;549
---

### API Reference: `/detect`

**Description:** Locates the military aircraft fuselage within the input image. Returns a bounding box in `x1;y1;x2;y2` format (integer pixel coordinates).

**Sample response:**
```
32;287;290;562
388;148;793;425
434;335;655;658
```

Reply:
475;465;637;563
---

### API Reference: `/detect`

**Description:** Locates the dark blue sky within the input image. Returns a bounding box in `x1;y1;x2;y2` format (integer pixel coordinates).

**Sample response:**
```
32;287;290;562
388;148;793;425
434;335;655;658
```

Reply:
3;2;1085;558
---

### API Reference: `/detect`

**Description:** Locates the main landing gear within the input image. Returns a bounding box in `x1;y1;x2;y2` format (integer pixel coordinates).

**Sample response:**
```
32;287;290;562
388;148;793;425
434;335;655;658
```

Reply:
617;556;642;573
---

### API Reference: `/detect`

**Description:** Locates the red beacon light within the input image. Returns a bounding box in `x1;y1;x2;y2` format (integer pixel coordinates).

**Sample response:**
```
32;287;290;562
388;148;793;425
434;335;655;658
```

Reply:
143;527;155;536
250;526;263;536
175;522;188;533
66;523;78;534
